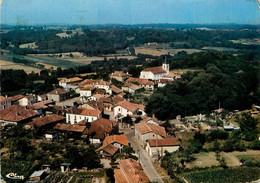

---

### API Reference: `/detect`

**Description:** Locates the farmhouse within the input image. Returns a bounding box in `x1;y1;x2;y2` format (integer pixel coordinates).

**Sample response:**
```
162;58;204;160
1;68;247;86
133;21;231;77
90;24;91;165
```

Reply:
0;96;11;111
122;83;144;95
59;77;83;89
47;88;70;102
114;101;146;119
114;158;150;183
66;108;101;124
146;138;180;157
135;122;166;144
103;135;128;151
126;77;155;91
110;71;132;82
0;105;38;125
18;95;37;106
95;144;119;159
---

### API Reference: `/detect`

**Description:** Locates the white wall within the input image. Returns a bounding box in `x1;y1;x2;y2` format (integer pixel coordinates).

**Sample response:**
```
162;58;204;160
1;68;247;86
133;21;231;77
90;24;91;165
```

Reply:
66;113;100;124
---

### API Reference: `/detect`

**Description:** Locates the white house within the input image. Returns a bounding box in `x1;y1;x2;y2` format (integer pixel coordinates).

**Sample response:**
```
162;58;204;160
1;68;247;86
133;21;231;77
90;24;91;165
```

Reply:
140;60;170;80
66;108;101;124
135;122;166;145
18;95;37;106
93;80;112;95
121;83;144;95
79;85;95;100
0;96;11;111
113;101;146;119
59;77;82;89
146;138;180;157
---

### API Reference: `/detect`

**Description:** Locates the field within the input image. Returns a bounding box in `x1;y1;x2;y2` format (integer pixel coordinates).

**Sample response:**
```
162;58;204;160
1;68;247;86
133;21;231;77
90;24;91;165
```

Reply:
201;46;238;52
135;47;201;56
186;150;260;168
19;42;38;49
0;59;42;73
230;38;260;45
182;167;260;183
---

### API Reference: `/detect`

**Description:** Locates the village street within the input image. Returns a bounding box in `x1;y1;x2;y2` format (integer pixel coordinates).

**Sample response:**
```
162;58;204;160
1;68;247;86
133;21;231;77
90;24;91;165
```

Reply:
121;127;164;183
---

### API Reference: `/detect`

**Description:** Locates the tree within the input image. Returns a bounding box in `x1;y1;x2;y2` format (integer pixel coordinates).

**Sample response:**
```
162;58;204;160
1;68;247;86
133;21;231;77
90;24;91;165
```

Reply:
236;112;259;141
122;146;134;155
213;139;221;152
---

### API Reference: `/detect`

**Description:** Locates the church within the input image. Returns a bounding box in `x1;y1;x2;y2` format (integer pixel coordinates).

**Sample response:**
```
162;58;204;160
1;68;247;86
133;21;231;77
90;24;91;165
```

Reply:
139;58;170;80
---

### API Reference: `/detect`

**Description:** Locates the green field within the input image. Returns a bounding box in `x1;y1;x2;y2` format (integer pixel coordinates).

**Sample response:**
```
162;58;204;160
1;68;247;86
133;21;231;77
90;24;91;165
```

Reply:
182;167;260;183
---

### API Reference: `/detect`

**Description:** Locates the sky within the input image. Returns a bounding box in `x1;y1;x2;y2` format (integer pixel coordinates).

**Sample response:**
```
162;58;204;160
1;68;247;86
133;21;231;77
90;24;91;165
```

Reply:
1;0;260;25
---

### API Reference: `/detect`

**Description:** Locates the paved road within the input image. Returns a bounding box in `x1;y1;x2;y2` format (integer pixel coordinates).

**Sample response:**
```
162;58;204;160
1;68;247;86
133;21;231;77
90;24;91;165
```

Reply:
122;128;164;183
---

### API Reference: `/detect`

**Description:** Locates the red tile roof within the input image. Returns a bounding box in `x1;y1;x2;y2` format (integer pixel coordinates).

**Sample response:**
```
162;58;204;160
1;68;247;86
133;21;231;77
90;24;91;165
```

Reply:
122;83;143;91
110;71;132;77
54;123;86;133
48;88;69;95
84;118;117;139
0;105;38;122
110;85;122;94
103;135;128;146
142;66;166;74
61;77;83;83
96;144;119;156
135;122;166;137
8;94;25;102
0;96;10;102
148;138;180;147
28;114;65;128
80;85;95;91
79;79;99;87
116;101;145;112
28;99;54;110
114;158;150;183
72;108;101;116
126;77;154;86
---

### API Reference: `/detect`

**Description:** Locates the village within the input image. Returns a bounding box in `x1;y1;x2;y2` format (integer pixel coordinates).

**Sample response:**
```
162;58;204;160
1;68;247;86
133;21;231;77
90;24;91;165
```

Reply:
1;58;259;183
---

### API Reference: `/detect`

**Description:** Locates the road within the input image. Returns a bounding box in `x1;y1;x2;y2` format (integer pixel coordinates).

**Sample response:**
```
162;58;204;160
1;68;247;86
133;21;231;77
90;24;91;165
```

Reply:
122;128;164;183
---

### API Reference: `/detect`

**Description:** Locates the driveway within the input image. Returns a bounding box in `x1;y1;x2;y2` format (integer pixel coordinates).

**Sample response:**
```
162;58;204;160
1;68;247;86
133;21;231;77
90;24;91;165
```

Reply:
122;128;164;183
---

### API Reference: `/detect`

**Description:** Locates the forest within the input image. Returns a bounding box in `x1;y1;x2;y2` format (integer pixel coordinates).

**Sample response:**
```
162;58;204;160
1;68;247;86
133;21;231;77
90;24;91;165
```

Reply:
1;25;260;60
145;51;260;120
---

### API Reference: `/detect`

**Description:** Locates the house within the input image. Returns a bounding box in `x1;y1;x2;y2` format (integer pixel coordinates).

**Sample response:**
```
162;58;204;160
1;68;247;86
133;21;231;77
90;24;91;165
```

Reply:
88;94;102;101
27;99;54;115
0;96;11;111
60;163;71;173
81;101;103;111
28;170;46;183
83;118;118;140
140;59;170;80
79;85;95;100
140;116;161;126
146;138;180;157
37;94;48;102
18;95;37;106
103;135;128;151
114;101;146;120
126;77;155;91
135;122;166;144
122;83;144;95
66;108;101;124
45;131;58;141
59;77;83;89
114;158;150;183
47;88;70;102
8;94;24;104
155;79;173;88
110;71;132;82
27;114;65;130
162;73;181;80
93;80;112;95
95;144;119;159
0;105;38;126
110;85;123;95
54;123;86;135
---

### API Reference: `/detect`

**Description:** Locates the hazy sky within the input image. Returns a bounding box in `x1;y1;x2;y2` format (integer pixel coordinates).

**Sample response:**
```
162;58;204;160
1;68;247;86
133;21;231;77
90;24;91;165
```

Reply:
1;0;260;25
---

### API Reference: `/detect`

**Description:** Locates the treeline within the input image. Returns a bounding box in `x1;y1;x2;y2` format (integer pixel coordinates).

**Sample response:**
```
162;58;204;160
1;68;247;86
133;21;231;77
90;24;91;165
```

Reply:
1;26;260;56
145;51;260;120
